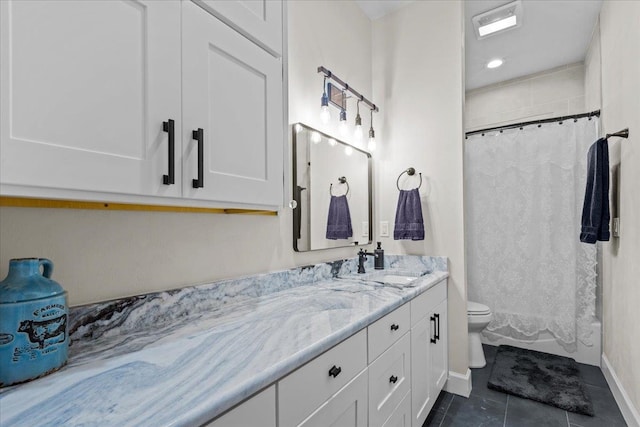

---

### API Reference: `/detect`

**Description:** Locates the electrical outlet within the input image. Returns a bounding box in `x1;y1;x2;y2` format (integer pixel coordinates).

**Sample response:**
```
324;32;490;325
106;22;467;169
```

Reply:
380;221;389;237
362;221;369;238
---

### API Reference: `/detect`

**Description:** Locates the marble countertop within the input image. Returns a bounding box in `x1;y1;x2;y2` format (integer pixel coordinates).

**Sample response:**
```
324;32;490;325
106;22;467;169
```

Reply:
0;256;448;427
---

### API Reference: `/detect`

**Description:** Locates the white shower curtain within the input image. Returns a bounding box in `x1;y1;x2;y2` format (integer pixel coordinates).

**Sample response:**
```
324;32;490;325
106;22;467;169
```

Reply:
465;117;598;349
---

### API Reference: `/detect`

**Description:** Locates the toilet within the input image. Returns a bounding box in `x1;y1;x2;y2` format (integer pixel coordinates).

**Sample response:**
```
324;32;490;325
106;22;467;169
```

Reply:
467;301;493;368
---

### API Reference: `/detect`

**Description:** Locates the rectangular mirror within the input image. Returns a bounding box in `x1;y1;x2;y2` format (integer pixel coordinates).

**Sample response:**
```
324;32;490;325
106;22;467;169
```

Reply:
292;123;372;251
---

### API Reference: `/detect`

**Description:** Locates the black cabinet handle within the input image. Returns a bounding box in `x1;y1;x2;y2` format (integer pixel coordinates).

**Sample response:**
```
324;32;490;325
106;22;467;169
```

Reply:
162;119;175;185
389;375;398;384
328;365;342;378
192;128;204;188
430;315;437;343
390;323;399;331
435;313;440;341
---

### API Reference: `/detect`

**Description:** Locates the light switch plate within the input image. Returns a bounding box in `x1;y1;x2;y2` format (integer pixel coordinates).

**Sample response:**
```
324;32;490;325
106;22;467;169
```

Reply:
380;221;389;237
362;221;369;238
613;217;620;237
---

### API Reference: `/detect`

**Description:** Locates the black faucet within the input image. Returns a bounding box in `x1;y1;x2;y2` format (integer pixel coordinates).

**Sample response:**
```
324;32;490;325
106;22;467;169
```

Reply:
357;249;376;274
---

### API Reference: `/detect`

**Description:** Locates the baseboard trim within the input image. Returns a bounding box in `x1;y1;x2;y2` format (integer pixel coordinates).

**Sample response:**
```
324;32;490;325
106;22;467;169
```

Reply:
444;369;471;398
601;353;640;427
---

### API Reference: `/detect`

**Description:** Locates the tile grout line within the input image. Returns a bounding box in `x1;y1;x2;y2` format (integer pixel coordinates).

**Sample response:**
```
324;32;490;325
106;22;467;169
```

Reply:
503;395;509;427
438;394;455;427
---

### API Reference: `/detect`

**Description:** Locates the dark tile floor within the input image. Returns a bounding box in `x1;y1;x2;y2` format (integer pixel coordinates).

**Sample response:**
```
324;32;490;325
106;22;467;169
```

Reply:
423;344;628;427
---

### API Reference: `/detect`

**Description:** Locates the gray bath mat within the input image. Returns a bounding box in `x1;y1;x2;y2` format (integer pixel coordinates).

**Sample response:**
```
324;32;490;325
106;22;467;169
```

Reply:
487;345;594;416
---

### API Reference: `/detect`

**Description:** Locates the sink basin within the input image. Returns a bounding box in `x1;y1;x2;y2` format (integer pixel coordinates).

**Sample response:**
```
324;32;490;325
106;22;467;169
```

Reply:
373;275;419;286
341;269;427;286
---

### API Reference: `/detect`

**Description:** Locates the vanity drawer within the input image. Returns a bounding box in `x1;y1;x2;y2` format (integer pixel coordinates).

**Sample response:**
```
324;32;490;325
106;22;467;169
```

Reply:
368;332;411;427
410;279;447;326
368;302;410;362
278;328;367;427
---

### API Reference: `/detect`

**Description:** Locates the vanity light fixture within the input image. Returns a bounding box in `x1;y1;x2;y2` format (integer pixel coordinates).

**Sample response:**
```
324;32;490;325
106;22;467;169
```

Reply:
487;58;504;69
339;89;348;136
320;76;331;124
367;107;377;152
472;0;522;40
354;99;364;143
317;66;379;136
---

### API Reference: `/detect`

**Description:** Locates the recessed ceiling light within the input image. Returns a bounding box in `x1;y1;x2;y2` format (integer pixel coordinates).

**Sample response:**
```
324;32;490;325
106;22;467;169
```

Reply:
487;59;504;69
472;0;523;40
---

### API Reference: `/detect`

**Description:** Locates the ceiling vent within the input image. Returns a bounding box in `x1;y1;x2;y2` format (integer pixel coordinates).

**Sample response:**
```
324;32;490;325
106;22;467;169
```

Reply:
472;0;523;40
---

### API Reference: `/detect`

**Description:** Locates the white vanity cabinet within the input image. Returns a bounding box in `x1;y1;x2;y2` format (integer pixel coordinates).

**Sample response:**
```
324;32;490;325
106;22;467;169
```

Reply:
409;280;448;427
204;385;276;427
278;329;368;427
1;0;284;209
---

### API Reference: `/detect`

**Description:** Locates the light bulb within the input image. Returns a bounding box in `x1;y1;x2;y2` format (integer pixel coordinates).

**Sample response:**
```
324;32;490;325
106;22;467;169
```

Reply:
320;92;330;124
339;108;348;136
368;127;376;151
320;105;330;124
327;138;337;147
311;131;321;144
345;145;353;156
354;113;363;142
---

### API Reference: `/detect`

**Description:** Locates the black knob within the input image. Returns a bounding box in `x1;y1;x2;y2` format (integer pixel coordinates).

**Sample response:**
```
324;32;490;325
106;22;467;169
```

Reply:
329;365;342;378
390;324;399;331
389;375;398;384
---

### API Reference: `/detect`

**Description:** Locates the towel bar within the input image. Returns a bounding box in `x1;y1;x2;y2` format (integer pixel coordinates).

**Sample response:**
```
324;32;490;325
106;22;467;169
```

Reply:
397;168;422;191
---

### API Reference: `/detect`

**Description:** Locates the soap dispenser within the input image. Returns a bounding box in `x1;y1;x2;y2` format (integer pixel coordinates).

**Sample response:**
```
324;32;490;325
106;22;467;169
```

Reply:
374;242;384;270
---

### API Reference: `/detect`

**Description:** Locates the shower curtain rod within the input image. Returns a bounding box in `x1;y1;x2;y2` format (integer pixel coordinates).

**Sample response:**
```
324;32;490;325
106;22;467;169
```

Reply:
465;110;601;138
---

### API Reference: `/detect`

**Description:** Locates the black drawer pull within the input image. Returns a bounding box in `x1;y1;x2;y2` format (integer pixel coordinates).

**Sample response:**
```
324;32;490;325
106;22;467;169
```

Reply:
389;375;398;384
328;365;342;378
430;315;437;343
390;323;399;331
192;128;204;188
162;119;175;185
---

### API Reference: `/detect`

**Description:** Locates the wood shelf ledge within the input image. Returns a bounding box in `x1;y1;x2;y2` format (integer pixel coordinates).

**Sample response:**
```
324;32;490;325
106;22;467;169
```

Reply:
0;197;278;216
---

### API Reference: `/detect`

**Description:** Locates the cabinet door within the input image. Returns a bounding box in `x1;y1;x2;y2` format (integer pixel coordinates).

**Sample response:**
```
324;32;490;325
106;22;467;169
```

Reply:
382;391;411;427
194;0;283;56
410;316;433;427
297;368;368;427
182;1;283;207
204;385;275;427
0;0;181;198
369;333;411;427
430;300;448;397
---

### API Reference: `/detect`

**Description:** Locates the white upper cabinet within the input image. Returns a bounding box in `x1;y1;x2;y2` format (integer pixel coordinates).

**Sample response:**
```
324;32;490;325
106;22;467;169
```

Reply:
182;1;283;206
194;0;283;56
1;0;285;209
0;0;182;198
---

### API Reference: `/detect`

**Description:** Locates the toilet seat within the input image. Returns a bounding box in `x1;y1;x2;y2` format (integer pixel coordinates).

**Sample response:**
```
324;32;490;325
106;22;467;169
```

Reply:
467;301;491;316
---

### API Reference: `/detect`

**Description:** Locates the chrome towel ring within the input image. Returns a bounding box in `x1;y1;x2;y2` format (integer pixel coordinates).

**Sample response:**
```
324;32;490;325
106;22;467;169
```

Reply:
330;176;349;196
396;167;422;191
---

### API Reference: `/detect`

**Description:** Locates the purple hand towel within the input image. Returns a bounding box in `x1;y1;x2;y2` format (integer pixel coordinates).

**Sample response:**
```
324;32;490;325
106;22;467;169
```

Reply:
326;195;353;240
394;188;425;240
580;138;610;243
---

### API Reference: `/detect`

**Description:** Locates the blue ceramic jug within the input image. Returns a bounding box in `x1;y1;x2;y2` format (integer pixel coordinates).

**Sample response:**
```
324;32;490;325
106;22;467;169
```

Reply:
0;258;69;387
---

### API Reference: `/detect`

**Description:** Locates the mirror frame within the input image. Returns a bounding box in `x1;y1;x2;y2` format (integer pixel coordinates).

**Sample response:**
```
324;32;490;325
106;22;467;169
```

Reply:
292;123;373;252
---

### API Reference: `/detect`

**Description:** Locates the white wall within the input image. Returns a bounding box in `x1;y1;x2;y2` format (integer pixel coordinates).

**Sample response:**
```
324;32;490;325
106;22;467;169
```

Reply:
465;63;586;131
598;0;640;415
0;1;374;306
372;1;467;376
